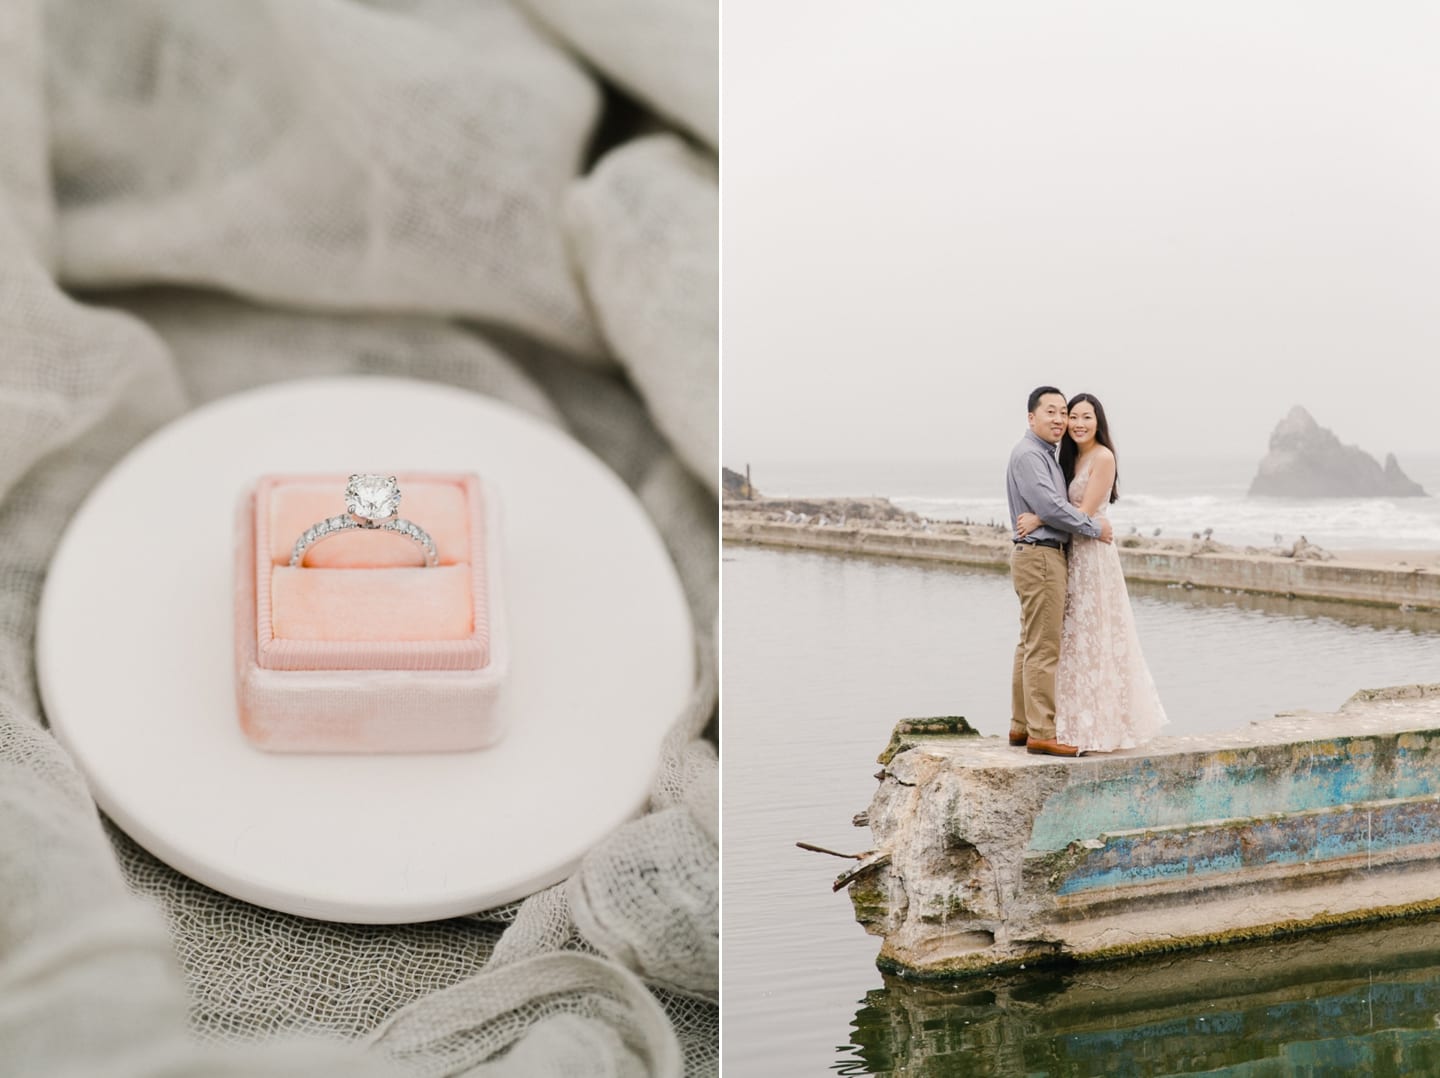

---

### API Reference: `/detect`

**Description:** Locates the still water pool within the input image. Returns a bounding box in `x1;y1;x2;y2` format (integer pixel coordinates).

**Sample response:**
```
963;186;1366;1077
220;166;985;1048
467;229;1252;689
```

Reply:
723;545;1440;1076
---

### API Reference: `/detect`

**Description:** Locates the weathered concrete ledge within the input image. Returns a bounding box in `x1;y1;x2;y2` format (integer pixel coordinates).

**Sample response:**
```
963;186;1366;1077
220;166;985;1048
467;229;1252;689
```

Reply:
850;684;1440;977
724;518;1440;611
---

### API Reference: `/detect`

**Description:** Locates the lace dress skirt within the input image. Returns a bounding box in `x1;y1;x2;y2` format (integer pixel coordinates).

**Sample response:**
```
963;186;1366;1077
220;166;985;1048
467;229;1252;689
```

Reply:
1053;499;1168;751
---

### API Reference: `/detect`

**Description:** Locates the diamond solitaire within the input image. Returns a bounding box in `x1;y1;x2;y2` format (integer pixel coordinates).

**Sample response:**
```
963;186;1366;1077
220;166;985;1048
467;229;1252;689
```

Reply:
347;473;402;522
290;474;439;568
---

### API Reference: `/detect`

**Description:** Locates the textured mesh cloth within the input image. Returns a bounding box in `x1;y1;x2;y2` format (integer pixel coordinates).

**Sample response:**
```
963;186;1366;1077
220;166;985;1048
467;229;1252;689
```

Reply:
0;2;716;1076
519;0;718;149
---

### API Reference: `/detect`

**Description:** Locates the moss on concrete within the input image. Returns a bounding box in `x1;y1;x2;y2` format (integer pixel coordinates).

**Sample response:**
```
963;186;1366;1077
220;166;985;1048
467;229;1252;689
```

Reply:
849;878;891;926
878;716;979;765
1347;683;1440;705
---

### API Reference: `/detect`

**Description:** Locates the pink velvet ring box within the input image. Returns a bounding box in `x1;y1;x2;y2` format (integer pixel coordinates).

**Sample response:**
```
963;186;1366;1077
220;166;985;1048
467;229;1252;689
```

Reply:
235;473;508;752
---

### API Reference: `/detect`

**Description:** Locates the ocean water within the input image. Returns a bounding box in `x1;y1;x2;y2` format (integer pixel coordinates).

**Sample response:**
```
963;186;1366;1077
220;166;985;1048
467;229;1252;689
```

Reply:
744;454;1440;551
722;544;1440;1076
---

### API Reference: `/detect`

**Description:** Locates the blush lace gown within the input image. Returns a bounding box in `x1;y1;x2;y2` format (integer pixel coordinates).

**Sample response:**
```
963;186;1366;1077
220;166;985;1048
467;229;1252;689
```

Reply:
1054;461;1169;751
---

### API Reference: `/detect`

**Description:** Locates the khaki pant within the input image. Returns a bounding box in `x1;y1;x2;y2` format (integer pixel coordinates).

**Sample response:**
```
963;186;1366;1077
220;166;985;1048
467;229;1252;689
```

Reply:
1010;543;1066;740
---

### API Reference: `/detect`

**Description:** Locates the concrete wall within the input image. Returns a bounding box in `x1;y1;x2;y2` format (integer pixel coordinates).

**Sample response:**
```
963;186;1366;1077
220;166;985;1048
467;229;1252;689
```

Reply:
850;686;1440;977
724;519;1440;610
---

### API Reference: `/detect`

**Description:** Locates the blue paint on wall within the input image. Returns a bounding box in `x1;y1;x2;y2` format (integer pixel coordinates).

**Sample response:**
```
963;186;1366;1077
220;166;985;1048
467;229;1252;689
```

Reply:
1055;796;1440;896
1027;733;1439;854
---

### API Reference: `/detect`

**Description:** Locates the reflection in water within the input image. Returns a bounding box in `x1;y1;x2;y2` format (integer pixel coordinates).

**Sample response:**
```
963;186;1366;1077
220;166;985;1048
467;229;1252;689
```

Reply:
839;917;1440;1075
1126;575;1440;636
767;544;1440;635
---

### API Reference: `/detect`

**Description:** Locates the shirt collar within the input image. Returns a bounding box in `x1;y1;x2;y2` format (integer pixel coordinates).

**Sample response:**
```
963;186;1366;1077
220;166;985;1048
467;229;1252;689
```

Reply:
1026;429;1061;458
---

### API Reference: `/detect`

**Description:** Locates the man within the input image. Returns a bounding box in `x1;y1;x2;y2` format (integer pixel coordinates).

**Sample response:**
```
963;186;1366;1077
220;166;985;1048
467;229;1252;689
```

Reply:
1006;386;1113;757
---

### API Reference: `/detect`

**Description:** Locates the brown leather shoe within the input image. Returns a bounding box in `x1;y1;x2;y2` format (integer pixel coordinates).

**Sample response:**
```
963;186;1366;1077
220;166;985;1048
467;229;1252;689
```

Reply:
1026;737;1082;757
1008;728;1028;746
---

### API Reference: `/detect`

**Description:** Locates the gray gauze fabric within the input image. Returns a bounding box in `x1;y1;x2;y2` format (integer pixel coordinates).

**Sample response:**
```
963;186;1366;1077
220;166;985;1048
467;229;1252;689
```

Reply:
0;2;716;1076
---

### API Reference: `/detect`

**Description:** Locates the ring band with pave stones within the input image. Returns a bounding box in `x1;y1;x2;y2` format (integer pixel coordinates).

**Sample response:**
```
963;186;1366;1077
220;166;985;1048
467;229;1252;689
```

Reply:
290;474;438;568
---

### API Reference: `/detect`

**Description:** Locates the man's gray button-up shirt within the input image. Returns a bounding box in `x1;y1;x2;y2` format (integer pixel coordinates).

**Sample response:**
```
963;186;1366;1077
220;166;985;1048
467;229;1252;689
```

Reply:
1005;430;1103;544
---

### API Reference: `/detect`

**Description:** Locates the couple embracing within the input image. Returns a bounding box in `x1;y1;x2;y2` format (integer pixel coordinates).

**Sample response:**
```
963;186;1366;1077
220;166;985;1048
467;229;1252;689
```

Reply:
1006;386;1167;757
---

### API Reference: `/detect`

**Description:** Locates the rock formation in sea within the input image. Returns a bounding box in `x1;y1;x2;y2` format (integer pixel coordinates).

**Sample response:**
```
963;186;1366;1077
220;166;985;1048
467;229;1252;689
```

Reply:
1248;406;1427;498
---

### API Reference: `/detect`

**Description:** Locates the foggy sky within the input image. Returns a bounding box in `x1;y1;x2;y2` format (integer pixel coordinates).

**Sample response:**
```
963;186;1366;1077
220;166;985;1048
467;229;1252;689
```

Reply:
723;2;1440;471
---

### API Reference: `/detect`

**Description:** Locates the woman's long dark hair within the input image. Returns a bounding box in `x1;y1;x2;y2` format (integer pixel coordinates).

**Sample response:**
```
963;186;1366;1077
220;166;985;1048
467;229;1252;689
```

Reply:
1059;392;1119;503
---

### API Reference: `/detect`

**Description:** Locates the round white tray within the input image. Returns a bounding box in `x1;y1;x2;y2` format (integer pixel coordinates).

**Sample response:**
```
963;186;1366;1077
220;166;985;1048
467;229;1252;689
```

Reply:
36;377;695;923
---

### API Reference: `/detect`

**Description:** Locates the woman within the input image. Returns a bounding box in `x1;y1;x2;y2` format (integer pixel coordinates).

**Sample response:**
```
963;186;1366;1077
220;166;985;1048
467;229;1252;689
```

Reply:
1016;393;1168;752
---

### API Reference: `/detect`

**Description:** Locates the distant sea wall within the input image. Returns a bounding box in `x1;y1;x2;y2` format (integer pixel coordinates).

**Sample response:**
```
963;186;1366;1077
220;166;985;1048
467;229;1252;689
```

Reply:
722;518;1440;611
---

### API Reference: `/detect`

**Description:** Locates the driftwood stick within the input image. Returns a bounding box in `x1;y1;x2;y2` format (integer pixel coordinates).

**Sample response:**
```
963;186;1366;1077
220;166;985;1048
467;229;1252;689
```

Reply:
796;841;862;860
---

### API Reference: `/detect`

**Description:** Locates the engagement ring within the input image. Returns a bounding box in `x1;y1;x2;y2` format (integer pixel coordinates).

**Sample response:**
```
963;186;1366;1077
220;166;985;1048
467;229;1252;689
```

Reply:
290;474;438;568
